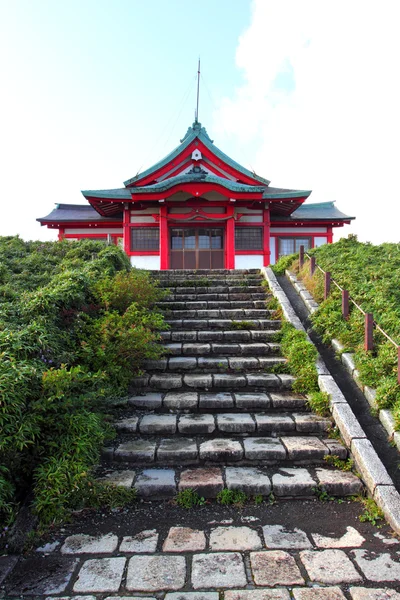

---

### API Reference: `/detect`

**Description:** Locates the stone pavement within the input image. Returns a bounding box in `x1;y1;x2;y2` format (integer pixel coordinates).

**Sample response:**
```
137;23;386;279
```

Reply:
3;501;400;599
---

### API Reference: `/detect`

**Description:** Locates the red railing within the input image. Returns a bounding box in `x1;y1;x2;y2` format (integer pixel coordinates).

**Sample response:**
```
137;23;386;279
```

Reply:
299;245;400;384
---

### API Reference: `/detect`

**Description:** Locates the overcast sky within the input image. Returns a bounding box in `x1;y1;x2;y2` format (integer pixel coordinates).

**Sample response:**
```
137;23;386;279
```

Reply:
1;0;399;243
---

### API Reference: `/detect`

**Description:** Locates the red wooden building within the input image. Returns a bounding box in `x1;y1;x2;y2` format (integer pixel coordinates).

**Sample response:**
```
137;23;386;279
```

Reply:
38;121;354;269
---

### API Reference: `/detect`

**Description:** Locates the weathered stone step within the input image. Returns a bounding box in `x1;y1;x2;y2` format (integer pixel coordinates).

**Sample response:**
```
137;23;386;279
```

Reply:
157;278;263;287
130;372;295;392
160;329;279;343
105;435;345;468
152;269;261;275
164;318;281;330
115;412;331;436
98;465;362;498
162;342;281;357
165;285;265;295
156;273;263;280
163;309;273;319
159;300;268;310
142;355;286;373
164;292;267;301
127;391;308;412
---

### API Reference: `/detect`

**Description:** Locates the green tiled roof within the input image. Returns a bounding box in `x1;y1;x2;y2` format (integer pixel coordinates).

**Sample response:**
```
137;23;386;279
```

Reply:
131;172;266;194
287;202;354;221
82;188;131;200
123;121;271;187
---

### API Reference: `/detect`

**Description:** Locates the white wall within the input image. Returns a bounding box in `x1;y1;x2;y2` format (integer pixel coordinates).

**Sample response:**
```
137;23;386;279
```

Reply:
64;228;123;234
130;255;160;270
269;239;276;265
270;227;327;233
235;254;263;269
314;236;328;247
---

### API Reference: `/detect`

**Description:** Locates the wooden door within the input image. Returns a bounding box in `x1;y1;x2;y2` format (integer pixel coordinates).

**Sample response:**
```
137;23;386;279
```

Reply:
170;228;224;269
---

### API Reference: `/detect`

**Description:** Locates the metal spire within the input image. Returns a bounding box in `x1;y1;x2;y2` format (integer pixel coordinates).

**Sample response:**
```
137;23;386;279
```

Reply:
195;58;200;123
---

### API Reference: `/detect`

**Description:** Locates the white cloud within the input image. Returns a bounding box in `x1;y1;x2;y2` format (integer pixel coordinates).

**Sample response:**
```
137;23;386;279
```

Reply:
214;0;400;243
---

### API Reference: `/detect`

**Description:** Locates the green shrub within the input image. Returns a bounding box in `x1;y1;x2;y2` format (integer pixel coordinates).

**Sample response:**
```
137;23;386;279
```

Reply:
279;323;318;393
306;391;331;417
272;253;297;275
216;489;247;506
175;488;205;508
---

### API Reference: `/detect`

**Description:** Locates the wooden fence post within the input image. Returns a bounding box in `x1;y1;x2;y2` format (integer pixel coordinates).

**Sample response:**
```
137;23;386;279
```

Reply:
310;256;316;276
364;313;374;351
324;272;331;300
342;290;349;320
299;245;304;269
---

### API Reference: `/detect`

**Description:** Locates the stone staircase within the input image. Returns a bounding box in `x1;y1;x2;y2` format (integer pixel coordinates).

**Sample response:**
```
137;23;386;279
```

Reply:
99;269;362;500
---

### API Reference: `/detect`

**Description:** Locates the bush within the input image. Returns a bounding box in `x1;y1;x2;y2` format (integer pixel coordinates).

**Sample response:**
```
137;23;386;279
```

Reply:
279;323;319;394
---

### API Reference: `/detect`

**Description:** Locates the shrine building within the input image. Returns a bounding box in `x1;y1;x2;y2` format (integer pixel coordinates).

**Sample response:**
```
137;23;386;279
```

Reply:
38;120;354;269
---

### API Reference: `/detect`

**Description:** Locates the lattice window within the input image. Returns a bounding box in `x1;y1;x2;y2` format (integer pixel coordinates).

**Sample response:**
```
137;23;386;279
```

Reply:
130;228;159;250
235;227;263;250
278;237;311;256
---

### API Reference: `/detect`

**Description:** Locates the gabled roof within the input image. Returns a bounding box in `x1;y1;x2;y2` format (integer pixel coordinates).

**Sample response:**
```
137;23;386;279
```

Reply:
271;201;354;222
123;121;271;187
37;204;122;223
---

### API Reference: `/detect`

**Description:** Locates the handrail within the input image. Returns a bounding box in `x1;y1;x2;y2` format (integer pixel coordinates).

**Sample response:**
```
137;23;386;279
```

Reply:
298;246;400;384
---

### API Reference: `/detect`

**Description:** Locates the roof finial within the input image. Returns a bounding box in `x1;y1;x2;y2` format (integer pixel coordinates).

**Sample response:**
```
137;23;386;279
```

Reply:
195;57;200;123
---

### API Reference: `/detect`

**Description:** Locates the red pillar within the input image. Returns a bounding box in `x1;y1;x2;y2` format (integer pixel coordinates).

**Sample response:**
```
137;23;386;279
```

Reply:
58;228;65;241
160;205;168;270
123;205;130;255
327;226;333;244
263;206;271;266
225;205;235;269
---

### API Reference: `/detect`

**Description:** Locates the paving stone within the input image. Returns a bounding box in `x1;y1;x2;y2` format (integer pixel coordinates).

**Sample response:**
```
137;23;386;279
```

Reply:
184;374;213;388
262;525;312;549
126;555;186;591
351;438;393;491
179;467;224;497
209;526;262;551
315;468;363;496
198;330;224;341
73;557;126;593
244;437;286;461
292;588;346;599
199;439;243;461
332;403;366;446
217;413;256;433
114;440;156;463
300;549;362;584
225;591;291;600
199;392;234;408
256;414;295;432
164;392;198;411
250;551;304;586
183;343;211;355
105;597;157;600
157;438;198;462
323;438;348;459
179;414;216;434
229;357;259;370
120;529;159;553
224;330;251;342
140;415;177;434
115;417;139;432
281;437;328;460
277;374;296;389
225;467;271;495
98;469;135;488
151;374;183;389
0;555;18;586
191;552;247;589
128;393;162;409
165;344;183;355
312;526;366;548
168;357;198;371
272;468;316;496
213;374;247;388
198;357;229;370
163;527;206;552
270;392;306;409
36;541;60;553
166;594;219;600
349;588;400;599
293;413;331;433
374;485;400;535
246;374;280;388
235;392;270;409
352;549;400;581
61;533;118;554
5;557;78;596
135;469;176;497
171;331;198;341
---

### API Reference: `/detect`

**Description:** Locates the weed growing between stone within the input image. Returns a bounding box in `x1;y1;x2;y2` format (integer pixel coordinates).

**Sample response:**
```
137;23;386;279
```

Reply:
279;322;319;394
175;489;206;509
312;486;335;502
358;497;385;526
230;320;256;330
324;455;354;472
216;489;247;507
306;391;331;417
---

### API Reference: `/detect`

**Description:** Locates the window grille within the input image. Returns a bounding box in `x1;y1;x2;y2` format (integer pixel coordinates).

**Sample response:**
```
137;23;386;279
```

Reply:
130;228;159;250
235;227;263;250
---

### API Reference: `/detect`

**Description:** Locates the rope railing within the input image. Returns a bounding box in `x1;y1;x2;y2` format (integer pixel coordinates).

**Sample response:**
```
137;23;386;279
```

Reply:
298;245;400;384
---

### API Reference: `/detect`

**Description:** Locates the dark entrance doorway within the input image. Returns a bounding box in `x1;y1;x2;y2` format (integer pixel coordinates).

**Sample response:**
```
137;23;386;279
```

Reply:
170;228;224;269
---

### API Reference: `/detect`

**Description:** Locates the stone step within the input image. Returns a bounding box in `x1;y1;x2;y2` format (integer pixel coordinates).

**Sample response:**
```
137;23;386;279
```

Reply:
164;292;267;301
159;300;268;310
162;309;274;319
130;372;295;392
157;278;264;287
114;412;332;436
127;391;308;412
105;435;346;468
165;285;265;295
164;318;282;330
152;269;261;275
156;273;263;280
160;329;279;343
142;355;286;373
98;464;363;498
162;342;281;357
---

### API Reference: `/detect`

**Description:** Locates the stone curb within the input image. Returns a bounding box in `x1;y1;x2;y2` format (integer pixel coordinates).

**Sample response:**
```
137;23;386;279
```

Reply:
261;267;400;535
284;269;400;453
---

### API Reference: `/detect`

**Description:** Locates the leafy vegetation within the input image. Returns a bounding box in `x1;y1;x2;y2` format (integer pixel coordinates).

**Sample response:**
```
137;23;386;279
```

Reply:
0;236;166;527
175;488;205;508
358;497;384;526
216;489;247;507
279;322;319;394
306;391;331;417
324;455;354;471
272;252;298;276
287;236;400;423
